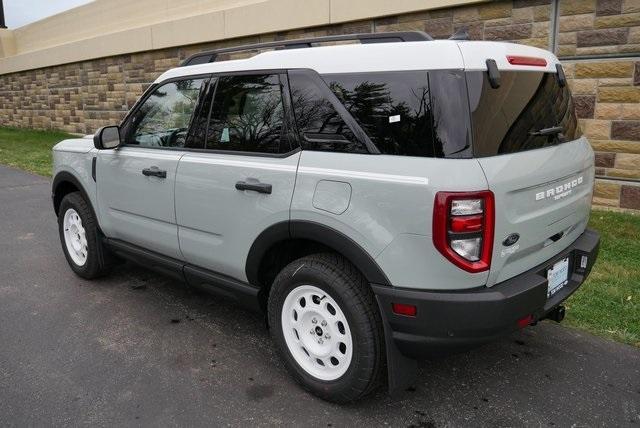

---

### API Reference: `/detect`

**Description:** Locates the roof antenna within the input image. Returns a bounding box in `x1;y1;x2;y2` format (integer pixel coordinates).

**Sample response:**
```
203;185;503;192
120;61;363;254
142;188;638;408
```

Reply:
449;27;469;41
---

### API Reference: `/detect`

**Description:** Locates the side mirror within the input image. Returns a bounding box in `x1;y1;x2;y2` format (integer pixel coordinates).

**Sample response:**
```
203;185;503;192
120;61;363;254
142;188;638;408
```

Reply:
94;125;121;150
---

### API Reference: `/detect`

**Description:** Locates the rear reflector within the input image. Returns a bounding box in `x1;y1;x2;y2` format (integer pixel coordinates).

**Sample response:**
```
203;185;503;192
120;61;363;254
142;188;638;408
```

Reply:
392;303;417;317
517;314;534;329
506;55;547;67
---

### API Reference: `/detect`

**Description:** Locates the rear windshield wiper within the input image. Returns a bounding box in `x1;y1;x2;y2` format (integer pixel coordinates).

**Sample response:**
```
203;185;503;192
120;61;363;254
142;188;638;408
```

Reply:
529;126;563;137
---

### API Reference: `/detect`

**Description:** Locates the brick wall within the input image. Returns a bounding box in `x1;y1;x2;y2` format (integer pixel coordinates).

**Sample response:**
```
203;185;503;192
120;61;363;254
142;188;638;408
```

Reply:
0;0;639;209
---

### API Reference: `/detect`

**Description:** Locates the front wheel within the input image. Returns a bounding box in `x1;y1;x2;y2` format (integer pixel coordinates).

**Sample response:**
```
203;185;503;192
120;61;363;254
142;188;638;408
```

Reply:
58;192;110;279
268;253;384;402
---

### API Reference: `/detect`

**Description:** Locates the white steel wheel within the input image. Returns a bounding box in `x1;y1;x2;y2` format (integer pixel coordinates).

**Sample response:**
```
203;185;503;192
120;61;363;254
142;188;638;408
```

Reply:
62;208;88;266
281;284;354;381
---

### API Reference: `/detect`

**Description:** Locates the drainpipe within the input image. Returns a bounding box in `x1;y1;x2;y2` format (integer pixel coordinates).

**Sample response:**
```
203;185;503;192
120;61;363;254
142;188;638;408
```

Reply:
0;0;6;29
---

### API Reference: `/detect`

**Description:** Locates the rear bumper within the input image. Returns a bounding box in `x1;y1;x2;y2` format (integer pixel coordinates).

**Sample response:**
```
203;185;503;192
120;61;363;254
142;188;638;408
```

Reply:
373;228;600;359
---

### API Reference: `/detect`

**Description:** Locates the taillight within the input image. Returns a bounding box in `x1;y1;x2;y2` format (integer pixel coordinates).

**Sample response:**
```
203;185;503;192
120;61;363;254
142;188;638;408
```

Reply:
433;191;495;273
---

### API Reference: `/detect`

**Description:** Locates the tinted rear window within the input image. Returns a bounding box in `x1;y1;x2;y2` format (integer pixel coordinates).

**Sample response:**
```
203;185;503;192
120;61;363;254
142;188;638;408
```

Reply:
322;71;437;157
467;71;578;157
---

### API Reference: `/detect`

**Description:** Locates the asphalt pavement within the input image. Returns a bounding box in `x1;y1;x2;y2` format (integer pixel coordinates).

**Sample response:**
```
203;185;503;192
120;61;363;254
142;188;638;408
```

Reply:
0;165;638;427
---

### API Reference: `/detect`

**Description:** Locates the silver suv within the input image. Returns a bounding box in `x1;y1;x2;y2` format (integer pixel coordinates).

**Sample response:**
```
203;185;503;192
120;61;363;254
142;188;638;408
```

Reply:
52;32;600;402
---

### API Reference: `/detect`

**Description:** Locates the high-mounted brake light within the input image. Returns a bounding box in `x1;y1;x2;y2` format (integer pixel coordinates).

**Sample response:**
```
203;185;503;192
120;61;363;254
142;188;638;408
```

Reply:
506;55;547;67
433;191;495;273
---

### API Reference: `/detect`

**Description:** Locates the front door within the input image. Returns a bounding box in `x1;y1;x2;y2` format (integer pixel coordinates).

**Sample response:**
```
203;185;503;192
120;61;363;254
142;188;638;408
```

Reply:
175;72;300;281
97;77;209;259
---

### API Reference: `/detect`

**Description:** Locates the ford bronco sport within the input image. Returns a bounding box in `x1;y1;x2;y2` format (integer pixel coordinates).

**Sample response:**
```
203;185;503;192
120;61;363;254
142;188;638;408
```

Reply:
52;32;600;403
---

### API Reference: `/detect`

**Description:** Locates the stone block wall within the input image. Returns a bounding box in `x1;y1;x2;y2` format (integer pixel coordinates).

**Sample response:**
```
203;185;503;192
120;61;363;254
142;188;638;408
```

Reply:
555;0;640;210
557;0;640;57
0;0;638;210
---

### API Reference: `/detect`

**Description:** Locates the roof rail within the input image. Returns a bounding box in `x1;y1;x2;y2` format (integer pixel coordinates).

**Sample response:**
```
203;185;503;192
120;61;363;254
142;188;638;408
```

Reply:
180;31;433;67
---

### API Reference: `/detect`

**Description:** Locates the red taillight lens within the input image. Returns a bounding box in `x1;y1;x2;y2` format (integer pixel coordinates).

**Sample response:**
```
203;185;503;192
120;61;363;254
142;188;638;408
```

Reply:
392;303;417;317
450;215;483;233
506;55;547;67
433;191;495;273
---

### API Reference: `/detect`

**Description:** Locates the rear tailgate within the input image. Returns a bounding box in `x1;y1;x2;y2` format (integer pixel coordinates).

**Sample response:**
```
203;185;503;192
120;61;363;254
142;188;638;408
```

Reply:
478;139;594;286
458;41;594;286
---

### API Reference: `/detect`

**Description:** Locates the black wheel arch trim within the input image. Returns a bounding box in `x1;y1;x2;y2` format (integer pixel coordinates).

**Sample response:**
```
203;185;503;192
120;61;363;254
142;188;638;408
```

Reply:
52;171;95;218
246;220;391;287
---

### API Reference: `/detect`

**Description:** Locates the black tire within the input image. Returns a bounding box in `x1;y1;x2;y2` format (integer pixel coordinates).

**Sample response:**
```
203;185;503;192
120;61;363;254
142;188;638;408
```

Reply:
268;253;385;403
58;191;111;279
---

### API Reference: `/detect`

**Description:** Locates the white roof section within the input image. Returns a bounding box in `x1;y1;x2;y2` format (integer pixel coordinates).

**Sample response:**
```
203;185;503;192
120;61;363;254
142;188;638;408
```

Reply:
457;41;559;72
155;40;560;83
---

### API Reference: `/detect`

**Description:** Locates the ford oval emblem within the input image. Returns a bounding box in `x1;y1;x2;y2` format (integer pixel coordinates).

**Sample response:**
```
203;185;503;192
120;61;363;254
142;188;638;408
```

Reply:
503;233;520;247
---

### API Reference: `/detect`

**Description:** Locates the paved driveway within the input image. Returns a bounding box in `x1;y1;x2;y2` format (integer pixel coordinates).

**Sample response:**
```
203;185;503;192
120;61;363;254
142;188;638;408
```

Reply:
0;165;638;427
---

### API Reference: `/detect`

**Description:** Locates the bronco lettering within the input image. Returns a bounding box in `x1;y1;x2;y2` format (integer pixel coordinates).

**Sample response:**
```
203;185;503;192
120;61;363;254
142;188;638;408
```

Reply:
536;176;583;201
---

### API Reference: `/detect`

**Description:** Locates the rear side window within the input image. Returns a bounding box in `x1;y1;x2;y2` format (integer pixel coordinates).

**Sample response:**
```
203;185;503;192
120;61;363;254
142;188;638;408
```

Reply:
205;74;291;154
322;71;437;157
467;71;579;157
288;70;368;154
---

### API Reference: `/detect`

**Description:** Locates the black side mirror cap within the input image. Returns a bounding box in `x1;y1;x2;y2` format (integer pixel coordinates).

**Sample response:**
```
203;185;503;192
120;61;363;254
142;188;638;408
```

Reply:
486;59;500;89
93;125;121;150
556;63;567;87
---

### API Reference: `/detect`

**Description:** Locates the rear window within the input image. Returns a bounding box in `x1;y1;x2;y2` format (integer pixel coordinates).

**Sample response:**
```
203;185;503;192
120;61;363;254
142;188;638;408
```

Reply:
467;71;579;157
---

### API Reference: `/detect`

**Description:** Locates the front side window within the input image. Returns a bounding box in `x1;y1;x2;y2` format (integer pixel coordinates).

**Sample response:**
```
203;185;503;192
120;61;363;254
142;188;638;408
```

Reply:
205;74;291;154
126;78;206;148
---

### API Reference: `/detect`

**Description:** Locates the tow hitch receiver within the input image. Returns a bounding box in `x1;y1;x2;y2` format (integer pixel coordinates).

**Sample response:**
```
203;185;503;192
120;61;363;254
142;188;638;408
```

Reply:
546;305;566;323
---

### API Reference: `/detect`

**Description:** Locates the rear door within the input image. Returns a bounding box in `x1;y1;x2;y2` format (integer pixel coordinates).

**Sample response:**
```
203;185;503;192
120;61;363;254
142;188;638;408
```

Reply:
465;68;594;286
175;72;300;281
97;77;208;259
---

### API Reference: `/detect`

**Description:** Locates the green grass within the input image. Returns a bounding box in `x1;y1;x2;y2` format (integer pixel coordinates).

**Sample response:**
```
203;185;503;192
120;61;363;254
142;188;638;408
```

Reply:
565;210;640;347
0;126;638;346
0;127;76;177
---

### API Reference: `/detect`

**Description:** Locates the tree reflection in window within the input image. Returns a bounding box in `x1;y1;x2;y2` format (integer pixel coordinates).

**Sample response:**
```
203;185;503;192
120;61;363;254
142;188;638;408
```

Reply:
206;74;289;154
129;78;205;147
289;71;365;153
322;71;436;157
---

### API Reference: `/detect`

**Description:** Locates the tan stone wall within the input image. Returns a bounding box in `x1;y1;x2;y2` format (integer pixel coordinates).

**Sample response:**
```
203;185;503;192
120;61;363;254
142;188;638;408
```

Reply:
557;0;640;57
0;0;484;74
0;0;639;209
0;0;556;134
555;0;640;210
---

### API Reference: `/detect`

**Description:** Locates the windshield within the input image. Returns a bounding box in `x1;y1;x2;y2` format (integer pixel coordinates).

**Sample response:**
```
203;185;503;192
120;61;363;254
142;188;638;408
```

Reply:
467;71;579;157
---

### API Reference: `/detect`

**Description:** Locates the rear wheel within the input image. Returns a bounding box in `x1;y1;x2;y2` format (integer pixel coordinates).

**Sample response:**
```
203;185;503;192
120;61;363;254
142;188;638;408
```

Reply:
268;253;384;402
58;192;110;279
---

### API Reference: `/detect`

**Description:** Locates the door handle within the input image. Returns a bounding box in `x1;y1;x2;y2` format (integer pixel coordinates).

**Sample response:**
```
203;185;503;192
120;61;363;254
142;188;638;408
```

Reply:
142;166;167;178
235;181;272;194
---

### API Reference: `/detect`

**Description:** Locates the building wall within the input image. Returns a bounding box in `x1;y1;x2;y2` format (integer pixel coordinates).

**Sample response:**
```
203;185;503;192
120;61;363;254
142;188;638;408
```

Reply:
0;0;639;210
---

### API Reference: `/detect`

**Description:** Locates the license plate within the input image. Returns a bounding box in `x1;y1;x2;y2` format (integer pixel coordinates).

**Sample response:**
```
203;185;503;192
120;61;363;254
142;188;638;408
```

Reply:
547;257;569;298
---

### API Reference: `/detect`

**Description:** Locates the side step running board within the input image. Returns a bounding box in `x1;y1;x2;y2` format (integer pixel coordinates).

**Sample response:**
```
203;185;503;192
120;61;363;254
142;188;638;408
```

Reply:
104;238;261;311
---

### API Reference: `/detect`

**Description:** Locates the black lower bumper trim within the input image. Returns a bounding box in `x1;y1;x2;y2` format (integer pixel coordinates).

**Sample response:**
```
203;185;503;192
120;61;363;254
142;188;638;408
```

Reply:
373;228;600;359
